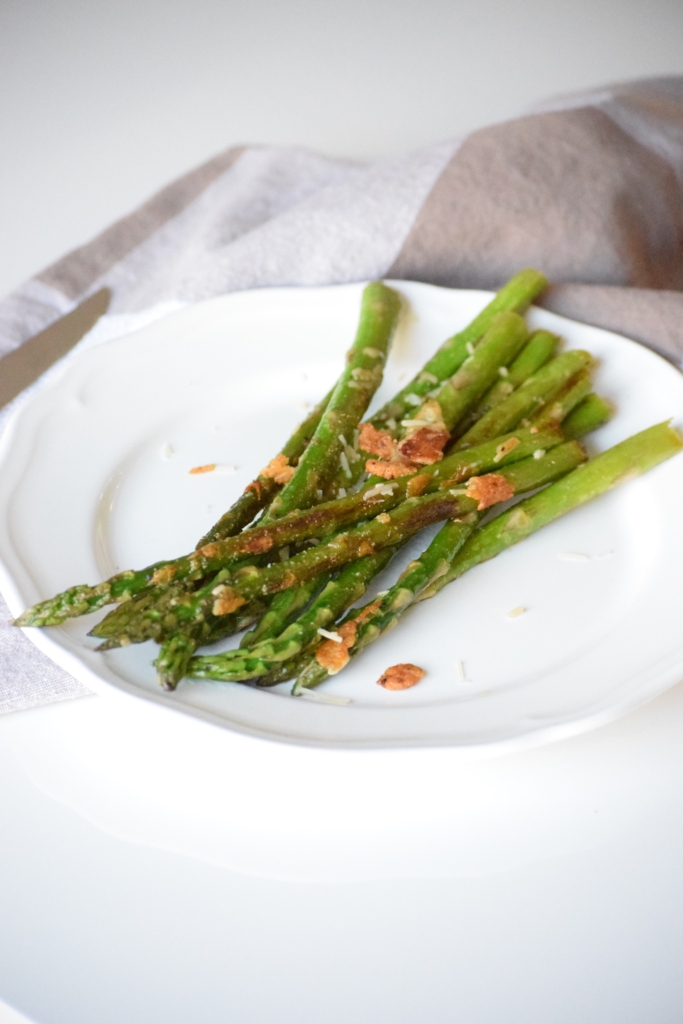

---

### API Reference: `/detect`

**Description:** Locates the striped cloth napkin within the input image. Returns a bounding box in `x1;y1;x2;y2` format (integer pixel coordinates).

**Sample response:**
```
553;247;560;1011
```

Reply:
2;75;683;713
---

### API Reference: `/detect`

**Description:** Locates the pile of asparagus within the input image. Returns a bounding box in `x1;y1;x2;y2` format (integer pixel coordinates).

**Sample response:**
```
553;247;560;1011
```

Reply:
15;271;683;697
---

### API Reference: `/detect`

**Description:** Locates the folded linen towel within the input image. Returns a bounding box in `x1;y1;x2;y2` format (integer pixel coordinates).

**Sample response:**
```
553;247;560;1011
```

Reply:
2;75;682;713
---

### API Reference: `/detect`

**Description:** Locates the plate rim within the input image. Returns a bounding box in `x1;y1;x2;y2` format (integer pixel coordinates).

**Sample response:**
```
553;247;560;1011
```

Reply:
2;279;683;755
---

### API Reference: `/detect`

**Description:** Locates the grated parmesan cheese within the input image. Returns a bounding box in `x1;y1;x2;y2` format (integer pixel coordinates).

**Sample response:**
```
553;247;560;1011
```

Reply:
364;482;396;499
506;606;526;619
317;628;343;642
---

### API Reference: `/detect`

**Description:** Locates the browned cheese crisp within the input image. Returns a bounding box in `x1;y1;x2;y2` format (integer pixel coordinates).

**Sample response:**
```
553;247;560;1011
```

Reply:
315;620;358;674
358;422;397;459
465;473;515;511
397;425;450;465
377;663;426;690
260;454;295;485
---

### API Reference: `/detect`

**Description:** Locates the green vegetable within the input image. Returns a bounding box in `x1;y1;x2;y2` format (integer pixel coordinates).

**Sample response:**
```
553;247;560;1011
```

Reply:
188;550;394;682
294;441;587;690
264;282;401;520
430;311;530;430
371;269;547;428
451;349;593;449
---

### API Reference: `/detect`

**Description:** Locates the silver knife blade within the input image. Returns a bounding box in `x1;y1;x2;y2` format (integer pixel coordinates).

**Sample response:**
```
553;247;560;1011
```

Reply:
0;287;111;412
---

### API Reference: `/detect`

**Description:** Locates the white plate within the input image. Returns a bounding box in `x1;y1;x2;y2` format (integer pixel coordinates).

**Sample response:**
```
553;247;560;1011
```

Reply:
1;281;683;752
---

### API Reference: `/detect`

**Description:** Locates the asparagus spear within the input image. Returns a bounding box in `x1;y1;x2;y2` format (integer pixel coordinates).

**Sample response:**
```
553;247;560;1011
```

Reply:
463;329;559;427
157;449;589;639
16;424;559;628
96;594;269;651
294;422;683;691
196;388;333;547
264;282;401;521
371;269;547;429
529;368;593;429
238;575;326;649
451;349;593;450
293;441;587;690
428;311;529;431
187;550;395;683
416;422;682;604
104;390;612;656
562;394;613;440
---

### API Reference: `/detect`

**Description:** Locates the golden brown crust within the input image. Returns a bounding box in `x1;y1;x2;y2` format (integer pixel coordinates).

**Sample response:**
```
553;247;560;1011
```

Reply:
465;473;515;510
246;479;264;498
358;422;397;459
406;473;431;497
150;564;178;586
354;600;382;624
397;426;450;465
356;540;376;557
377;663;425;690
240;533;274;554
365;458;415;479
211;587;247;616
315;620;358;674
493;436;521;463
260;454;295;485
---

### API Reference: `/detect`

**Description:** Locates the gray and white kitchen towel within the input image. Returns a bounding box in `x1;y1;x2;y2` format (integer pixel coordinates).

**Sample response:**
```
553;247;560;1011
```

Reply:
2;75;683;713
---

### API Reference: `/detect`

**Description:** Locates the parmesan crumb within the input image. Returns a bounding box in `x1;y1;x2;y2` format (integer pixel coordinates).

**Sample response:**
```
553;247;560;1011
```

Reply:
506;606;526;619
498;366;509;377
456;660;466;681
339;450;351;477
337;487;347;498
418;371;439;385
404;393;422;407
533;449;546;460
161;443;174;460
363;347;383;358
317;628;343;643
377;663;425;690
376;513;391;524
386;418;397;431
466;342;475;356
364;482;396;499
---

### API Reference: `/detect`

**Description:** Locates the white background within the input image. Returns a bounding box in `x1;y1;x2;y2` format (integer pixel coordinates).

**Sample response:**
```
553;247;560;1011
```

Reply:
2;2;683;1022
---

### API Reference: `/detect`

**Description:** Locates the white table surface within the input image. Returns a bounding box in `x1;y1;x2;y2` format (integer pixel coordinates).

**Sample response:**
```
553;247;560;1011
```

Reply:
3;1;683;1022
